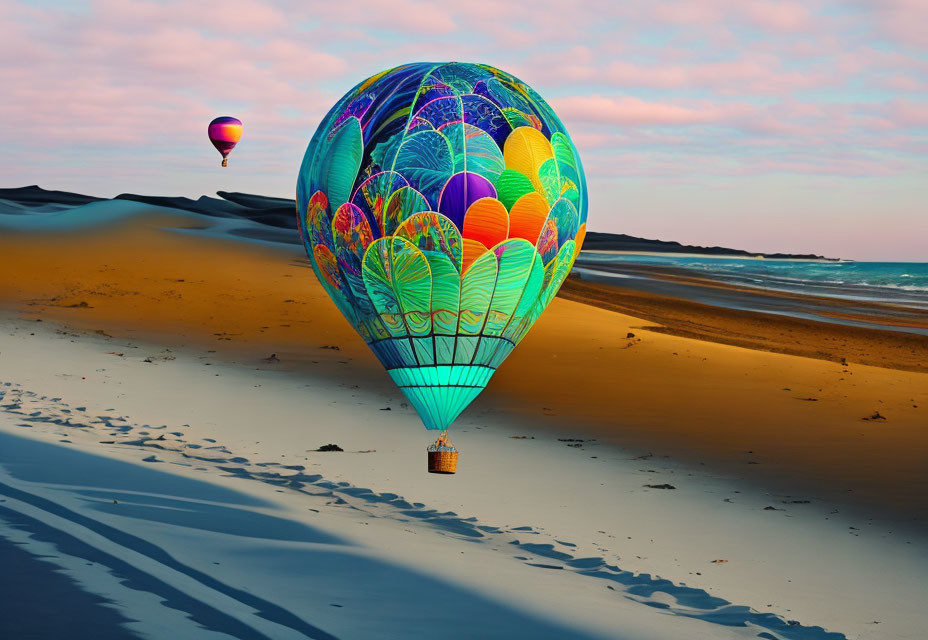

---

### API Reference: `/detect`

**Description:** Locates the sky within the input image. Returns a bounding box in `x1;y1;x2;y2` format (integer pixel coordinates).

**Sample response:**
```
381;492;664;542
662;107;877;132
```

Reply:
2;0;926;260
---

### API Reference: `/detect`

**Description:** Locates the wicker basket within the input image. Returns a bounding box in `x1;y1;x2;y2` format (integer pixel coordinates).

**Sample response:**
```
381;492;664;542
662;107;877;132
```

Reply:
428;450;458;474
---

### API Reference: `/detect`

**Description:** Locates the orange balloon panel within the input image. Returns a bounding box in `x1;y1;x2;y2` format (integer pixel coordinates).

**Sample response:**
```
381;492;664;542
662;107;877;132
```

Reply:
508;192;549;243
461;237;489;274
463;198;509;249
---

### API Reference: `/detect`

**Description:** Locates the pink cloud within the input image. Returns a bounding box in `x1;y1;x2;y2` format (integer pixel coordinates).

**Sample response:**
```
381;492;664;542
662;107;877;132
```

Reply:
1;0;926;222
93;0;289;34
740;1;812;32
651;0;813;32
888;99;928;127
552;95;750;127
854;0;928;47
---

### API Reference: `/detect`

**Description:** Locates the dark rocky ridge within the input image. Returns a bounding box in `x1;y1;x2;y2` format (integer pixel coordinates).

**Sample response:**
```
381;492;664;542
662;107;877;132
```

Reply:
1;186;835;260
582;231;834;261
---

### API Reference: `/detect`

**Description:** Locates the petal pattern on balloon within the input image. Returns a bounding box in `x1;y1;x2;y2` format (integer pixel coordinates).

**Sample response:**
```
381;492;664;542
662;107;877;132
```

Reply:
461;237;489;275
383;186;431;237
456;250;498;364
301;191;332;256
484;239;536;337
494;169;535;211
537;219;559;265
513;239;576;346
508;191;549;243
351;171;408;237
395;211;463;273
430;63;492;93
393;130;454;210
461;94;512;148
537;197;580;252
362;239;407;339
538;157;563;205
437;172;497;231
332;203;388;341
322;116;364;210
412;96;464;130
503;126;555;198
440;122;506;183
499;250;543;349
463;197;509;249
312;243;364;338
389;237;434;364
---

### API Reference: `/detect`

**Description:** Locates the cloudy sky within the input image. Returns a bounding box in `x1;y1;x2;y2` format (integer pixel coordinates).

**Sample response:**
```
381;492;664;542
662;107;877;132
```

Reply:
3;0;926;260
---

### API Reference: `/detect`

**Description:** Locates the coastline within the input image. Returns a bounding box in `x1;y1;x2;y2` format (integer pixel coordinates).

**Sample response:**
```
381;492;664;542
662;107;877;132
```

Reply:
581;250;845;263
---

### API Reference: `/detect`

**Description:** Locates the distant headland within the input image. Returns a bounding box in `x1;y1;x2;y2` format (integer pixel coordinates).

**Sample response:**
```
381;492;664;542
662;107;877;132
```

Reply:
1;185;837;260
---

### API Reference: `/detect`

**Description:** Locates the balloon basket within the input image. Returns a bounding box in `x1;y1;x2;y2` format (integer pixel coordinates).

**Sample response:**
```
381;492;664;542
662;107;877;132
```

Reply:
427;431;457;474
221;157;228;167
427;450;458;474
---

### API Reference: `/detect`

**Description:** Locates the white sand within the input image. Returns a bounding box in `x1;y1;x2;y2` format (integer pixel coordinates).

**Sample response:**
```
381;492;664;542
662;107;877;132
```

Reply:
1;314;925;639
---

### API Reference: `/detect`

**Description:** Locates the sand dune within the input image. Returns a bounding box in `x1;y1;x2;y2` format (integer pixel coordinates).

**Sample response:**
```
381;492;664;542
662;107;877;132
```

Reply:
1;196;927;638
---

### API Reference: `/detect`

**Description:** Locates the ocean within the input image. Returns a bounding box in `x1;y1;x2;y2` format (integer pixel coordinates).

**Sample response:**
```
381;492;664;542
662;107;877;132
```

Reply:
577;253;928;311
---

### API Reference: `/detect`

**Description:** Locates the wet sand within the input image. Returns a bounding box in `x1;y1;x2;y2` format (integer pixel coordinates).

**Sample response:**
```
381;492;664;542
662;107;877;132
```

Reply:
561;271;928;372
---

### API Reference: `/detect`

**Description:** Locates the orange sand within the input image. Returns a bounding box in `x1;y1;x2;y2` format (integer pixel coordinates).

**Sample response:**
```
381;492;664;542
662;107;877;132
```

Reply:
2;216;927;527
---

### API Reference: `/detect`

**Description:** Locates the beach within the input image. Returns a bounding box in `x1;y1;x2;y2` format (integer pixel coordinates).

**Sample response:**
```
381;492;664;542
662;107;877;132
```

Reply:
2;199;927;639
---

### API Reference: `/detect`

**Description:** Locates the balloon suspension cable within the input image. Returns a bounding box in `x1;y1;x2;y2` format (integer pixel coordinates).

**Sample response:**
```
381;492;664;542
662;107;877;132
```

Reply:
431;430;455;451
221;157;228;167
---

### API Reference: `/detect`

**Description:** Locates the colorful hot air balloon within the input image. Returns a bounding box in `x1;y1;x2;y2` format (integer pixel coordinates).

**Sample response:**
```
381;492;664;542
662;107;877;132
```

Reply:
296;63;587;472
208;116;243;167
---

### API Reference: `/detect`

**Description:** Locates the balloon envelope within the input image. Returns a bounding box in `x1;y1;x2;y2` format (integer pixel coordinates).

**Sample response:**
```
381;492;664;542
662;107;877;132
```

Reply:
208;116;242;165
296;62;587;432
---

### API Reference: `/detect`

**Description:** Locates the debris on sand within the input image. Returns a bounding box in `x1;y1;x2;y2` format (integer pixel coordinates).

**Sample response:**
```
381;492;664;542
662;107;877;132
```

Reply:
510;435;535;439
626;332;635;339
644;484;676;490
711;559;728;564
316;444;344;452
263;353;280;363
862;411;886;421
319;345;340;350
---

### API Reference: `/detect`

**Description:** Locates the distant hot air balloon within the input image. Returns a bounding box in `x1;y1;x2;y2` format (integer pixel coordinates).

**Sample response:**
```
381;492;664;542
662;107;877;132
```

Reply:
296;63;587;473
208;116;243;167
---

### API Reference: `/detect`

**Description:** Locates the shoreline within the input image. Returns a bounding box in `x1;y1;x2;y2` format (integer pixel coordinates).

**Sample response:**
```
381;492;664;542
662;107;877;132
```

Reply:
562;271;928;371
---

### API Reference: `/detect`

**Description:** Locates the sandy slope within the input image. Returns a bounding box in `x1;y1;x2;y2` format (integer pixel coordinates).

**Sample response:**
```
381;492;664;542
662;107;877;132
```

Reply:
2;206;927;638
2;212;925;528
2;317;926;639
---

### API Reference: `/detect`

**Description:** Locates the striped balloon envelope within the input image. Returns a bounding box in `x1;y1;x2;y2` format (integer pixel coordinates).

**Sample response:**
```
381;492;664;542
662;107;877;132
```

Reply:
296;62;587;439
208;116;243;167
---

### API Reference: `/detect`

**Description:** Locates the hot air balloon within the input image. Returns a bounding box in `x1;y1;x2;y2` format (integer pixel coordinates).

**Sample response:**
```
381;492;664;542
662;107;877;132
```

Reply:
296;63;587;473
208;116;243;167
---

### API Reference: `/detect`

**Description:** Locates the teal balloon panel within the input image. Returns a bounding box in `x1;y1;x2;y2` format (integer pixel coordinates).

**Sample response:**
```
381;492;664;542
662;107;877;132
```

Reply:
296;62;588;431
